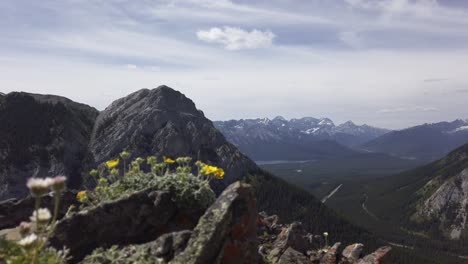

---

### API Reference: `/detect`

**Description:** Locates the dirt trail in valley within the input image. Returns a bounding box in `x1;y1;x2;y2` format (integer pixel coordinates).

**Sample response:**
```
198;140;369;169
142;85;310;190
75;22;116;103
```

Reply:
321;184;342;203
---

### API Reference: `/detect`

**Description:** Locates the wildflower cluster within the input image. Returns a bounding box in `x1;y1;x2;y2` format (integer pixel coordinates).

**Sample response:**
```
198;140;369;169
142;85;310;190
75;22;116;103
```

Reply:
77;150;225;208
0;176;68;263
196;161;225;180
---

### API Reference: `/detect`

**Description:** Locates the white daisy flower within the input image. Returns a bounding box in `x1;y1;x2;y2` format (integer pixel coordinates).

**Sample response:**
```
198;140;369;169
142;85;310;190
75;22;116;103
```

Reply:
26;178;53;197
18;233;38;247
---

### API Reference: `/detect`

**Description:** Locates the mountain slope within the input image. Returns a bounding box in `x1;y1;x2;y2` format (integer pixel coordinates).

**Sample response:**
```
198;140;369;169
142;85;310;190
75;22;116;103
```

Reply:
363;120;468;161
366;143;468;240
214;117;388;161
0;92;99;199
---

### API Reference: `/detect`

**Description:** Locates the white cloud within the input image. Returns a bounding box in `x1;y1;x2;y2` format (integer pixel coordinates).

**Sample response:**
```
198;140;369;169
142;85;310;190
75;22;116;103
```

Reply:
196;27;275;50
126;64;137;69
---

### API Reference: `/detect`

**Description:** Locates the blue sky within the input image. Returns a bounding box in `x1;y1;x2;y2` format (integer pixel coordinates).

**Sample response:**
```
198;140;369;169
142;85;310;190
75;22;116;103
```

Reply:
1;0;468;129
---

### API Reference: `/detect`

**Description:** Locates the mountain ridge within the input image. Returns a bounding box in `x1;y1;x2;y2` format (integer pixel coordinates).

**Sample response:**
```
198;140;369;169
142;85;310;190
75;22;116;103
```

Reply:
214;117;389;161
362;119;468;161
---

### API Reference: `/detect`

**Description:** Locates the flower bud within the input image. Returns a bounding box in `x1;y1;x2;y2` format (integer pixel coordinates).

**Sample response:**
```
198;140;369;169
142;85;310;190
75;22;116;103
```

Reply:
30;208;51;225
19;221;32;237
26;178;53;197
51;176;66;192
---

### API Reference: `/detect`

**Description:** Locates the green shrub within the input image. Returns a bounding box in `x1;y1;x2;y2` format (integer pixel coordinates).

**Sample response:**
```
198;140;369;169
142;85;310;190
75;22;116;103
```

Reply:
78;153;224;210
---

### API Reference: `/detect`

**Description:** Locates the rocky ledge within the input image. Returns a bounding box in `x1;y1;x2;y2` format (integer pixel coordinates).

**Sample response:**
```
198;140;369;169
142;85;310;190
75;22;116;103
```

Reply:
0;182;391;264
2;182;390;263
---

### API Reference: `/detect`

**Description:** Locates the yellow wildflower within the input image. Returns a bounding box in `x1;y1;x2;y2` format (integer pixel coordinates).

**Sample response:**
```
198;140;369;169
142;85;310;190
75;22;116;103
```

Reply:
213;168;225;179
76;191;88;203
201;164;218;175
106;158;120;169
164;157;176;164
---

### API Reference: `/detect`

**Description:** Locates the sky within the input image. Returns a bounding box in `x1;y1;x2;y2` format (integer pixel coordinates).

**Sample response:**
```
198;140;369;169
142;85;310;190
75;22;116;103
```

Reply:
1;0;468;129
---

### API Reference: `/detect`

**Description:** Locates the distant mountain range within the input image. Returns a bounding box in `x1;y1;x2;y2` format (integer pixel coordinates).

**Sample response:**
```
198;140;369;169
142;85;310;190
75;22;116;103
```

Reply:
214;117;389;161
362;119;468;162
215;117;468;163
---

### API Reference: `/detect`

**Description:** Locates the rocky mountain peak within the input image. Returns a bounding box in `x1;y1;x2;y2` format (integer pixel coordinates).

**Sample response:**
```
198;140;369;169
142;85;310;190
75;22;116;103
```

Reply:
90;85;257;187
318;117;335;127
340;121;356;127
105;85;200;116
273;116;287;121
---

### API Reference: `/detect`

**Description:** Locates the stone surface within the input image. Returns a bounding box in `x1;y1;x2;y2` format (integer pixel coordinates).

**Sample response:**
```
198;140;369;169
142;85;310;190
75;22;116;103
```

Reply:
357;246;392;264
171;182;259;264
50;188;206;262
0;191;78;229
88;86;258;192
149;230;193;262
341;243;363;262
269;222;311;262
320;243;341;264
0;92;98;199
278;247;311;264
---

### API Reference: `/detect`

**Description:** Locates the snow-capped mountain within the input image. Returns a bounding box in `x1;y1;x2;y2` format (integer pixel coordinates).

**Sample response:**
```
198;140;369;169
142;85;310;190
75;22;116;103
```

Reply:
214;117;389;161
363;119;468;161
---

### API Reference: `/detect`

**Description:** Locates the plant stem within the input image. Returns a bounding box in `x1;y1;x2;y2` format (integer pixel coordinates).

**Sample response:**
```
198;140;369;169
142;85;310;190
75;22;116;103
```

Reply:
31;196;41;264
51;191;60;230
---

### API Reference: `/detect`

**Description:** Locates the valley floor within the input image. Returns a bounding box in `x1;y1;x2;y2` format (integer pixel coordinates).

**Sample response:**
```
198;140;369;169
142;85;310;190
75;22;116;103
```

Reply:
261;155;468;264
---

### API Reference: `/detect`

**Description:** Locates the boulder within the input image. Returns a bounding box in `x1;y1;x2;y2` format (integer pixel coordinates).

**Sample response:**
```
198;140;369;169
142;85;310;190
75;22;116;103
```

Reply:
357;246;392;264
149;230;193;262
269;222;311;262
341;243;363;262
171;182;259;264
278;247;311;264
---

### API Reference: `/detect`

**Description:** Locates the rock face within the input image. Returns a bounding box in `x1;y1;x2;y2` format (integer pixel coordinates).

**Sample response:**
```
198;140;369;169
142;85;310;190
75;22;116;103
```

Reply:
172;182;258;264
0;92;99;199
89;86;257;189
418;168;468;239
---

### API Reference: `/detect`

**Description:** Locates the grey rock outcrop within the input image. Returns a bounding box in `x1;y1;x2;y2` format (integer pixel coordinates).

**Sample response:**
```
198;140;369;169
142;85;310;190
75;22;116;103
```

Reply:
257;211;391;264
341;243;364;262
50;188;206;262
0;92;98;199
171;182;259;264
418;168;468;239
88;86;257;191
